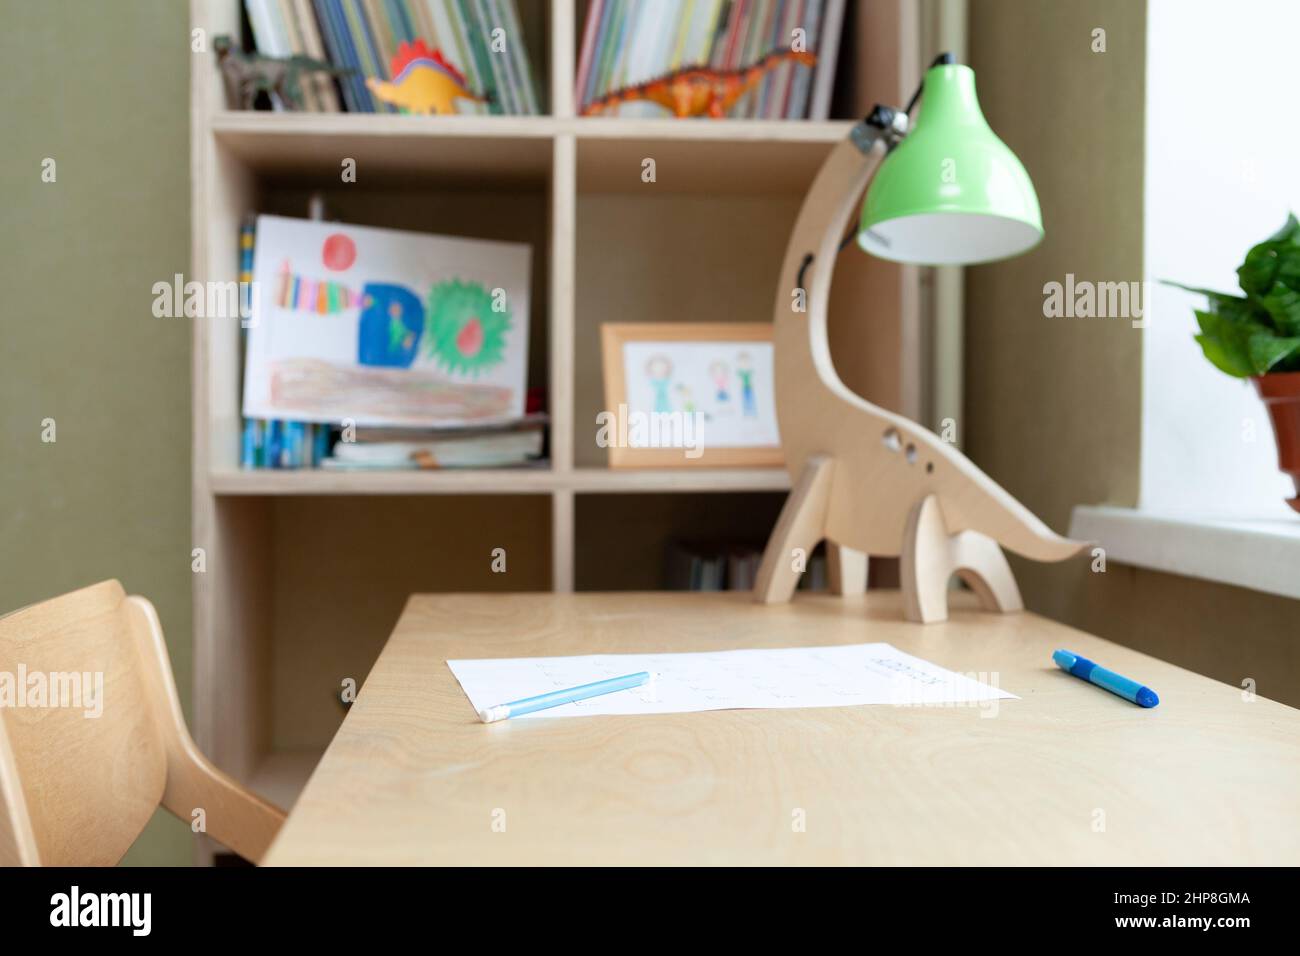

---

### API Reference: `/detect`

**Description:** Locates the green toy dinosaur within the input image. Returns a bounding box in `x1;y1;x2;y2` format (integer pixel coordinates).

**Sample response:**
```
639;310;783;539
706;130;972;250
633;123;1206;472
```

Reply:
213;34;353;111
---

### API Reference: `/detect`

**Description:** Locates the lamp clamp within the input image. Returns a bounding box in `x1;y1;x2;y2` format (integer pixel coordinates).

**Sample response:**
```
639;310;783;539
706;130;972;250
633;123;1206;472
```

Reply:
852;50;959;155
851;105;909;155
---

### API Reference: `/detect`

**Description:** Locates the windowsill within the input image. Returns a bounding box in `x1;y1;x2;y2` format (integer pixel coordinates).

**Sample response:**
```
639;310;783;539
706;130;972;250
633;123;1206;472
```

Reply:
1068;505;1300;601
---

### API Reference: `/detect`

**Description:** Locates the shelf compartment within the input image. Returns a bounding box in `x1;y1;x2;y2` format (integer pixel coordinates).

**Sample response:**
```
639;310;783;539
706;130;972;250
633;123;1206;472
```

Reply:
574;491;787;591
260;495;549;751
200;151;554;473
572;189;799;467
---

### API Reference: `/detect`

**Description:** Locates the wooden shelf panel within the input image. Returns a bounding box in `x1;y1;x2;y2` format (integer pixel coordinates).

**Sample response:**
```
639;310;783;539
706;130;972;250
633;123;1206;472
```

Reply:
568;467;790;493
577;133;842;195
211;112;555;185
210;111;851;191
571;117;853;142
213;111;851;142
209;467;558;495
208;466;790;495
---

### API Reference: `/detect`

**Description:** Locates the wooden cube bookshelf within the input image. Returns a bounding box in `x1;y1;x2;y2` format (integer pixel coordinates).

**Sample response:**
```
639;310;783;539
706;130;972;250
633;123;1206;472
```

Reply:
189;0;929;862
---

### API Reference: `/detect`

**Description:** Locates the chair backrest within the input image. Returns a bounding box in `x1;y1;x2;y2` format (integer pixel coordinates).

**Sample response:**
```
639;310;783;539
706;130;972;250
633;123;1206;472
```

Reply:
0;581;283;865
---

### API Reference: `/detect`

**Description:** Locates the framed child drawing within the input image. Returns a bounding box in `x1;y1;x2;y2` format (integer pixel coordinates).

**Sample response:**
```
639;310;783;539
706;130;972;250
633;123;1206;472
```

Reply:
600;323;783;468
243;215;531;428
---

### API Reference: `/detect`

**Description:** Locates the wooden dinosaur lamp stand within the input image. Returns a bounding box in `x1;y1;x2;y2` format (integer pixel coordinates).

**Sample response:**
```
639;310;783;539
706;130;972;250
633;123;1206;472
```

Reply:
754;57;1087;623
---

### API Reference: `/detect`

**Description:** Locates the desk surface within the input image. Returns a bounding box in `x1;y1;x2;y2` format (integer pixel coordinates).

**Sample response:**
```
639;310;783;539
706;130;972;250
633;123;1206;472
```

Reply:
264;591;1300;865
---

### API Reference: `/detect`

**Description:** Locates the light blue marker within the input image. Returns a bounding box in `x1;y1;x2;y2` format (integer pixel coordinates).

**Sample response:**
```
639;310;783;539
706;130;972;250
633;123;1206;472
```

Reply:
1053;649;1159;708
478;671;655;723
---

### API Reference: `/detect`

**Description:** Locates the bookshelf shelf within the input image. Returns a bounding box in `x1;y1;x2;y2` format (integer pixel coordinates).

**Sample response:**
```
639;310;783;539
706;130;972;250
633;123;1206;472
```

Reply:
213;111;851;141
207;465;789;495
577;132;843;195
572;116;853;143
213;112;851;191
208;466;556;495
189;0;934;847
213;111;557;183
567;467;791;494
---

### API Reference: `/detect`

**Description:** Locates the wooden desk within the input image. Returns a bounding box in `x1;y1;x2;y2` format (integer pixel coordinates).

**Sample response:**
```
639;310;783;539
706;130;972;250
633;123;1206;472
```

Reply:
264;592;1300;865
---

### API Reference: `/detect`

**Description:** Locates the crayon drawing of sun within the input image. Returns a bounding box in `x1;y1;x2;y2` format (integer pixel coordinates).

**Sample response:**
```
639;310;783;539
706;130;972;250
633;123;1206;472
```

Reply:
423;279;510;376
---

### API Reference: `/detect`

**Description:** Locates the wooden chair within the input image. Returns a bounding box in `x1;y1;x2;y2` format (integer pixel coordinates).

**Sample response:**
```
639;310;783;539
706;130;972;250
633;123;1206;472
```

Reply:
0;580;283;865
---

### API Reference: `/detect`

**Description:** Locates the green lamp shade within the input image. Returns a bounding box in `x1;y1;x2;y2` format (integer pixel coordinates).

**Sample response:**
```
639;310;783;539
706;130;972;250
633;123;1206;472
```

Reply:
858;64;1043;266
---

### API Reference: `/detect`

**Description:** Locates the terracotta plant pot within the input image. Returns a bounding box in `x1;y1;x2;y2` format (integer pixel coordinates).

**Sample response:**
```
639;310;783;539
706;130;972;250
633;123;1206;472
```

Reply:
1253;371;1300;513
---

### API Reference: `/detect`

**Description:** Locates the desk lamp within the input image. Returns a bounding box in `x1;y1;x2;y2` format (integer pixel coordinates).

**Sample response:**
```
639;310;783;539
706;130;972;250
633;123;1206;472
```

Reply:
754;54;1086;623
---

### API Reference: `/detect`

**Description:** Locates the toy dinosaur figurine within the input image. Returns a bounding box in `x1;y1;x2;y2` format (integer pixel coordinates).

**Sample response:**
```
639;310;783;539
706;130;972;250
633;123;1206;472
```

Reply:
366;40;490;115
213;35;352;111
581;49;817;119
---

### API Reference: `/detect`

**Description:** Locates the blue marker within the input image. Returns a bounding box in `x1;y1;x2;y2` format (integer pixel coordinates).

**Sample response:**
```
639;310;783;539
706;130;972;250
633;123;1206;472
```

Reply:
478;671;655;723
1053;649;1159;708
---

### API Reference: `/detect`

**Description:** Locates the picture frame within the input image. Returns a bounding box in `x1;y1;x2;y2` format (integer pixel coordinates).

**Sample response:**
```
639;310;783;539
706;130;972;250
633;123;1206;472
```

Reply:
600;323;784;468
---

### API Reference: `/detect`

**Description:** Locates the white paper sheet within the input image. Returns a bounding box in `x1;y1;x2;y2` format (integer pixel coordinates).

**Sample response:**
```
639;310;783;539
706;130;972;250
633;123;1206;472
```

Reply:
447;643;1016;720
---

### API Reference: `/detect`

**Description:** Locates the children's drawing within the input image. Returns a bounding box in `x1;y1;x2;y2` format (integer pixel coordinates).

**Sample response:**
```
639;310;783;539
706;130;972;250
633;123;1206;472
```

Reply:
244;215;530;427
709;360;731;409
675;383;697;413
736;351;757;418
646;355;674;414
424;280;510;375
621;341;780;449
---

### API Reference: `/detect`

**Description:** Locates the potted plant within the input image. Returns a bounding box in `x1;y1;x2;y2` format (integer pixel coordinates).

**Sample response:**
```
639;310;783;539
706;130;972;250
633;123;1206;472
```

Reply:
1171;214;1300;512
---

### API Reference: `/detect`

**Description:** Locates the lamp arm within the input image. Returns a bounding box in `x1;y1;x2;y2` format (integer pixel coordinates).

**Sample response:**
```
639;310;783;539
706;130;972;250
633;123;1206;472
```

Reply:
778;112;905;409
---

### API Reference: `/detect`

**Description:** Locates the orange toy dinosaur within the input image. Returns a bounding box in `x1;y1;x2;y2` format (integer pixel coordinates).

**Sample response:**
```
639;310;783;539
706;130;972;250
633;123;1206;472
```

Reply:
367;39;489;115
582;50;817;119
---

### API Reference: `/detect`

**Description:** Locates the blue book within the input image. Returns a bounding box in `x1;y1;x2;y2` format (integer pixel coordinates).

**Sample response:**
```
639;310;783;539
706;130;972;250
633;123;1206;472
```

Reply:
266;420;284;469
327;0;376;111
241;419;255;469
313;423;331;466
313;0;357;111
286;421;305;468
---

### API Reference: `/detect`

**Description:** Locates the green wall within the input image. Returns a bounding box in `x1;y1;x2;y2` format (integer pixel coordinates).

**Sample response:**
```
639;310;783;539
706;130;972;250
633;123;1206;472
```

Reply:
967;0;1300;707
0;0;193;863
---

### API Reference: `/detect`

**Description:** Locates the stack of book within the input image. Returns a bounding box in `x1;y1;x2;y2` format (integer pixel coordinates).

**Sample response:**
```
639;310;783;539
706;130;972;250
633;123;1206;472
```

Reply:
321;417;546;469
242;0;542;114
576;0;846;120
242;420;334;468
665;540;828;591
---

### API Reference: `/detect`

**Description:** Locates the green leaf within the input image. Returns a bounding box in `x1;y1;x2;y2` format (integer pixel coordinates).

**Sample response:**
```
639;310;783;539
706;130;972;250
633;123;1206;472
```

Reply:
1237;215;1300;295
1267;212;1300;244
1161;280;1254;320
1247;329;1300;374
1238;240;1282;295
1174;216;1300;378
1255;285;1300;336
1193;310;1254;377
1194;334;1253;378
1275;244;1300;288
